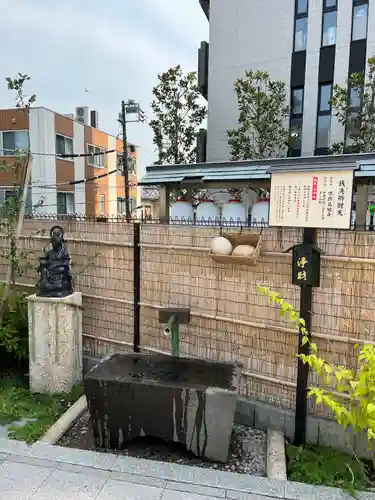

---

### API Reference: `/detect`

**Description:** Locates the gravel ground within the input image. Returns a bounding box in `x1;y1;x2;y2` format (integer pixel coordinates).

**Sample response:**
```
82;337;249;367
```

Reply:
59;411;266;475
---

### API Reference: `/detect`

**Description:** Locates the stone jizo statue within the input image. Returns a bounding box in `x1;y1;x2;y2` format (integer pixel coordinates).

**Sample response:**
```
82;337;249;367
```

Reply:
36;225;74;298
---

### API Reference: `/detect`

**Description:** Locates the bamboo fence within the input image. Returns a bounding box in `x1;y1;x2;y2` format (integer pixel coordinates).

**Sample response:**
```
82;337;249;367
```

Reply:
1;218;374;417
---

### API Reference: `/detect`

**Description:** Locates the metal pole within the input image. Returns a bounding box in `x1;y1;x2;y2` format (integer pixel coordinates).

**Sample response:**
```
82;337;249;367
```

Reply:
133;221;140;352
121;100;131;222
294;227;315;447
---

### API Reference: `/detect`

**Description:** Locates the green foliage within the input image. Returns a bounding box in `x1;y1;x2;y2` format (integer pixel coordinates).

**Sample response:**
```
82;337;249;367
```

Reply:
330;55;375;154
0;285;28;361
287;444;369;492
257;285;375;463
0;375;83;443
150;65;207;165
6;73;36;109
227;70;290;160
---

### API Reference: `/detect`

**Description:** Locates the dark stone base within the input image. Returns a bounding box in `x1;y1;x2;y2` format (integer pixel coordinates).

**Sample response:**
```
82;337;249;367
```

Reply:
84;353;241;463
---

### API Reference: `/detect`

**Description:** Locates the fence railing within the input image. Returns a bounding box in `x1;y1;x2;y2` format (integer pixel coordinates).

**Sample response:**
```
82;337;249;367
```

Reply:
2;215;375;425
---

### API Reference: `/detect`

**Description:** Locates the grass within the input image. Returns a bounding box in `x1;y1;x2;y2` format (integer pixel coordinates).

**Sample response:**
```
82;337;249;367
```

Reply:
286;443;371;494
0;373;83;443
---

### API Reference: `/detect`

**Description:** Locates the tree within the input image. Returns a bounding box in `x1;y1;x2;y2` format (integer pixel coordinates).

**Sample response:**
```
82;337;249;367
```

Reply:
0;74;35;326
227;70;290;160
150;65;207;165
330;56;375;154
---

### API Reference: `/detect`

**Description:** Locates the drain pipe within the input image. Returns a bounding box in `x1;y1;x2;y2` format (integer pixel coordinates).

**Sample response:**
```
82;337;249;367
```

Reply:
158;308;191;358
164;315;180;357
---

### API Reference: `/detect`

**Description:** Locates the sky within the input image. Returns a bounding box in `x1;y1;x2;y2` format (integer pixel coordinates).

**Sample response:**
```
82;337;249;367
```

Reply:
0;0;209;170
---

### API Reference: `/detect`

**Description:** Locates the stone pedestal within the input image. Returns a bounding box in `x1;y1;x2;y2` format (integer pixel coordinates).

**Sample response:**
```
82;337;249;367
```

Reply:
27;292;82;394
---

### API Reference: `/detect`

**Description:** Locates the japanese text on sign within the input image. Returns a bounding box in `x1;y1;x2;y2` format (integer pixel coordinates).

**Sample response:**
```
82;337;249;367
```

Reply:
269;169;354;229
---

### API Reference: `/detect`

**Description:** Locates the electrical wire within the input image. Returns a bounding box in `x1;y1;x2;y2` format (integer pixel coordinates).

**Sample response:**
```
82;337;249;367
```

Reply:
0;148;118;159
31;198;140;211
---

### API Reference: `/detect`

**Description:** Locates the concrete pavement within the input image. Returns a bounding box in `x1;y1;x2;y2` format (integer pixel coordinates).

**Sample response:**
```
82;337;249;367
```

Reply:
0;438;374;499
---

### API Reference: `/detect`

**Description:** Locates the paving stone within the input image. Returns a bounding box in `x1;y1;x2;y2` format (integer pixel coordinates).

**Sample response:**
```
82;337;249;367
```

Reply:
284;480;354;499
226;492;278;500
99;479;164;500
30;443;117;470
165;480;225;498
6;454;57;469
57;462;111;479
113;455;283;497
0;437;31;456
0;460;52;500
0;452;9;462
161;491;218;500
110;471;167;488
29;469;105;499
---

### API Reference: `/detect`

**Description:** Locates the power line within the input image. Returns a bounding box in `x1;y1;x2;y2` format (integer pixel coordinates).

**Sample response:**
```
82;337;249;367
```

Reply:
0;148;118;159
32;168;128;190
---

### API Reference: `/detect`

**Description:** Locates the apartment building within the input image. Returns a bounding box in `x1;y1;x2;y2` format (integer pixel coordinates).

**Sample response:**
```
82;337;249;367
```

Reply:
198;0;375;161
0;106;139;216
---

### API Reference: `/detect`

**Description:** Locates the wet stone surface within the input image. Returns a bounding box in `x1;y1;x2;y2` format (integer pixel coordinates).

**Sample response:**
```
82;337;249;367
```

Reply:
59;411;267;475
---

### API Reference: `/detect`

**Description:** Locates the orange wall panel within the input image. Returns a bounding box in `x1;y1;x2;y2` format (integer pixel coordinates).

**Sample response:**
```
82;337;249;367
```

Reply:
0;109;28;131
56;159;74;191
55;114;73;137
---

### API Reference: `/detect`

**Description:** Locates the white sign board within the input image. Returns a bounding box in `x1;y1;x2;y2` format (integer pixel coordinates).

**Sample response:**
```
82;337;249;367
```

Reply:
269;169;354;229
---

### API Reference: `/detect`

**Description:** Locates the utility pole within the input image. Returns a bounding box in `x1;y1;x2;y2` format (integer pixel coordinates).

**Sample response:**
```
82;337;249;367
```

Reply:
120;100;131;221
118;100;145;222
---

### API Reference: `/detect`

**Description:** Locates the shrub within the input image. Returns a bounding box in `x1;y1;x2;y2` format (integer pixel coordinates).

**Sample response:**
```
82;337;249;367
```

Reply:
257;285;375;465
0;284;28;363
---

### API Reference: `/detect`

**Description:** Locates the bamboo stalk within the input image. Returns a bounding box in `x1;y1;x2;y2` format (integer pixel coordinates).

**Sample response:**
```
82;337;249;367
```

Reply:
7;282;373;347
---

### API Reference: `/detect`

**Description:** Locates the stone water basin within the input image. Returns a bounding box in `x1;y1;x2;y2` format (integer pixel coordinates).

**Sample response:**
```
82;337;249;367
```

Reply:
84;353;242;462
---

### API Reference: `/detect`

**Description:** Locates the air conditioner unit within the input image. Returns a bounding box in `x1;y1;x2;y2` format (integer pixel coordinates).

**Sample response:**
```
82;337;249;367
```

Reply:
75;106;90;125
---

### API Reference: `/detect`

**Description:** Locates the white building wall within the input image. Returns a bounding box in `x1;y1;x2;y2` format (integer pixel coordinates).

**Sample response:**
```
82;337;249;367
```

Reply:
301;0;322;156
206;0;374;161
73;120;85;214
366;1;375;65
331;0;352;145
107;136;118;216
29;108;56;212
206;0;295;162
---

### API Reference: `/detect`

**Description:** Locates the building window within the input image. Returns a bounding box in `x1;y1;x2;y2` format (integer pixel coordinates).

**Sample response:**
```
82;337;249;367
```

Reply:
352;3;368;41
294;0;308;52
56;134;73;159
88;144;106;168
316;83;332;149
297;0;308;14
117;197;126;214
291;88;304;115
99;194;105;214
57;192;74;215
0;130;28;156
322;0;337;47
295;18;308;51
289;87;304;154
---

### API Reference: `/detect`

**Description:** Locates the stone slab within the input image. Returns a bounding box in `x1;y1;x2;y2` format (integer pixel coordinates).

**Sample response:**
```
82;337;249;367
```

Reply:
267;429;287;480
165;480;226;498
85;353;241;462
98;479;164;500
29;468;106;500
0;460;52;500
